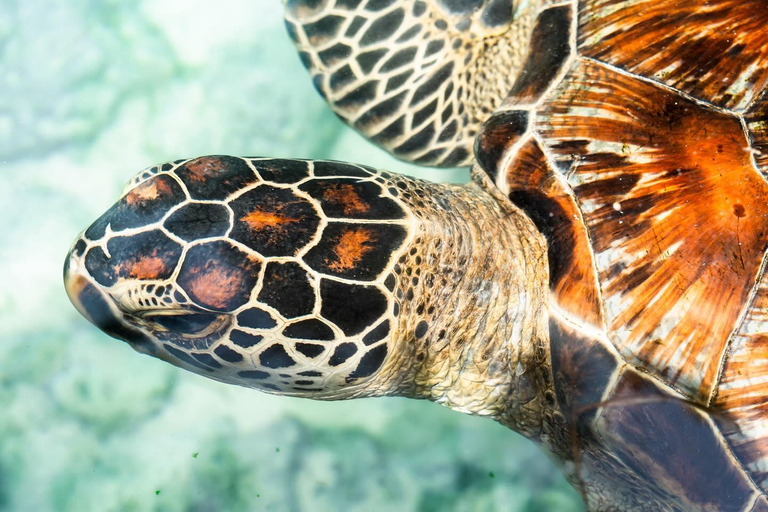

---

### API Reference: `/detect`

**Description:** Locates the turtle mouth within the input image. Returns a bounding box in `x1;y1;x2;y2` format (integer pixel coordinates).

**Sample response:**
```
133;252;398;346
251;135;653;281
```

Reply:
64;245;155;352
129;310;232;347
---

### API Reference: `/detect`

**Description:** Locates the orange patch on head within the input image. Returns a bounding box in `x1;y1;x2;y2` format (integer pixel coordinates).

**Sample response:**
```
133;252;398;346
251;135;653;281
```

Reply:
185;157;224;182
185;263;244;310
322;184;370;215
241;209;300;230
328;227;376;271
127;255;168;280
126;179;173;205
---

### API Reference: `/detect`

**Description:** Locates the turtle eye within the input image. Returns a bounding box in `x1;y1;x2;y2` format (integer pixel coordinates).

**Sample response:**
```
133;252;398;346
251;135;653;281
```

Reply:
142;312;221;335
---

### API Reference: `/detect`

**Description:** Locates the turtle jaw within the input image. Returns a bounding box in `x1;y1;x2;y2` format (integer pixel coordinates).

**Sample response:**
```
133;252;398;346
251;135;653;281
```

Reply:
63;242;155;353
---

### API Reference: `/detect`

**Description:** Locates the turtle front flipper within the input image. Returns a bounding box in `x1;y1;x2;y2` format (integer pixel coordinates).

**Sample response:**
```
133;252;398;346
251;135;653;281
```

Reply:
283;0;543;167
64;156;550;410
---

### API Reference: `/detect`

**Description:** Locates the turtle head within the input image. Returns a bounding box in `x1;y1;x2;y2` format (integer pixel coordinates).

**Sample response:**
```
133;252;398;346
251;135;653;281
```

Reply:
64;156;412;398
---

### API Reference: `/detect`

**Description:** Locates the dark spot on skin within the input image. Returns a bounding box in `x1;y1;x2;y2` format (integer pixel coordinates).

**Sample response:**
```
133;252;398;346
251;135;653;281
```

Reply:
347;344;388;381
258;262;315;319
356;49;388;74
437;0;482;14
380;47;417;72
355;91;408;130
229;329;264;348
395;25;421;43
412;99;438;128
415;320;428;338
409;63;454;107
336;81;379;109
360;9;404;46
481;0;513;28
363;320;390;345
295;342;326;358
365;0;396;11
320;280;388;336
303;15;345;44
260;344;297;369
71;239;87;257
372;116;406;145
283;319;335;341
329;342;358;366
345;16;366;37
163;344;215;372
319;43;353;66
331;64;356;91
191;352;223;369
238;370;270;379
237;308;278;330
438;120;458;143
395;124;435;154
298;370;323;377
214;344;244;363
385;70;413;93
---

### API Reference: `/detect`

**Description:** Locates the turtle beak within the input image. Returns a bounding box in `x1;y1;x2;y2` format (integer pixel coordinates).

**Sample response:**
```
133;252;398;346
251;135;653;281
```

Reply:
63;241;154;352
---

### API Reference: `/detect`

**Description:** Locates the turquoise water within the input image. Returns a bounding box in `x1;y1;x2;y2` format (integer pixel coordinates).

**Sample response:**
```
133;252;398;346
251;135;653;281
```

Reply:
0;2;583;510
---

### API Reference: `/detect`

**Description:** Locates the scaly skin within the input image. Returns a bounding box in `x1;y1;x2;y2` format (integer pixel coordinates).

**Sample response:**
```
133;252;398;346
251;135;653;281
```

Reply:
380;171;553;440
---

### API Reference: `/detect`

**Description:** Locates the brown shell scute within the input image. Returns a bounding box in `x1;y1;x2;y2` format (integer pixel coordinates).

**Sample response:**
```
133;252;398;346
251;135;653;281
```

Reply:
579;0;768;111
535;58;768;403
596;369;757;511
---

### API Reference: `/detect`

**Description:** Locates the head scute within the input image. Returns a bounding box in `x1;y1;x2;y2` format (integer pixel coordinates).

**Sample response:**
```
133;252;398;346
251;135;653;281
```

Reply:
67;156;412;396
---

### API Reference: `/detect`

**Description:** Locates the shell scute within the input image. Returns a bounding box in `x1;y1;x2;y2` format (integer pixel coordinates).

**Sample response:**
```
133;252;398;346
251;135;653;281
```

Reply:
578;0;768;111
535;58;768;403
595;369;757;511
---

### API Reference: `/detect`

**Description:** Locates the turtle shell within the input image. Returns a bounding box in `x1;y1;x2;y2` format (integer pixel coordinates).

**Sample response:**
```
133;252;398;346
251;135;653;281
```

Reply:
472;1;768;508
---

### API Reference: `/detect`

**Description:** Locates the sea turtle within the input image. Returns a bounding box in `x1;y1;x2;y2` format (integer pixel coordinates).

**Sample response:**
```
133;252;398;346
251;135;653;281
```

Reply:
63;0;768;509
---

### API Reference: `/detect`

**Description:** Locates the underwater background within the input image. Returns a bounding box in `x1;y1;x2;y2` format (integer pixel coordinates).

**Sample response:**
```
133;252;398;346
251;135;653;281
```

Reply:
0;1;583;510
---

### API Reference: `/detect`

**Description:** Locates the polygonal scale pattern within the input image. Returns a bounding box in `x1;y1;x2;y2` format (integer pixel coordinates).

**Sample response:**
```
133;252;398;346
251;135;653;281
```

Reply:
76;156;413;394
284;0;531;167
